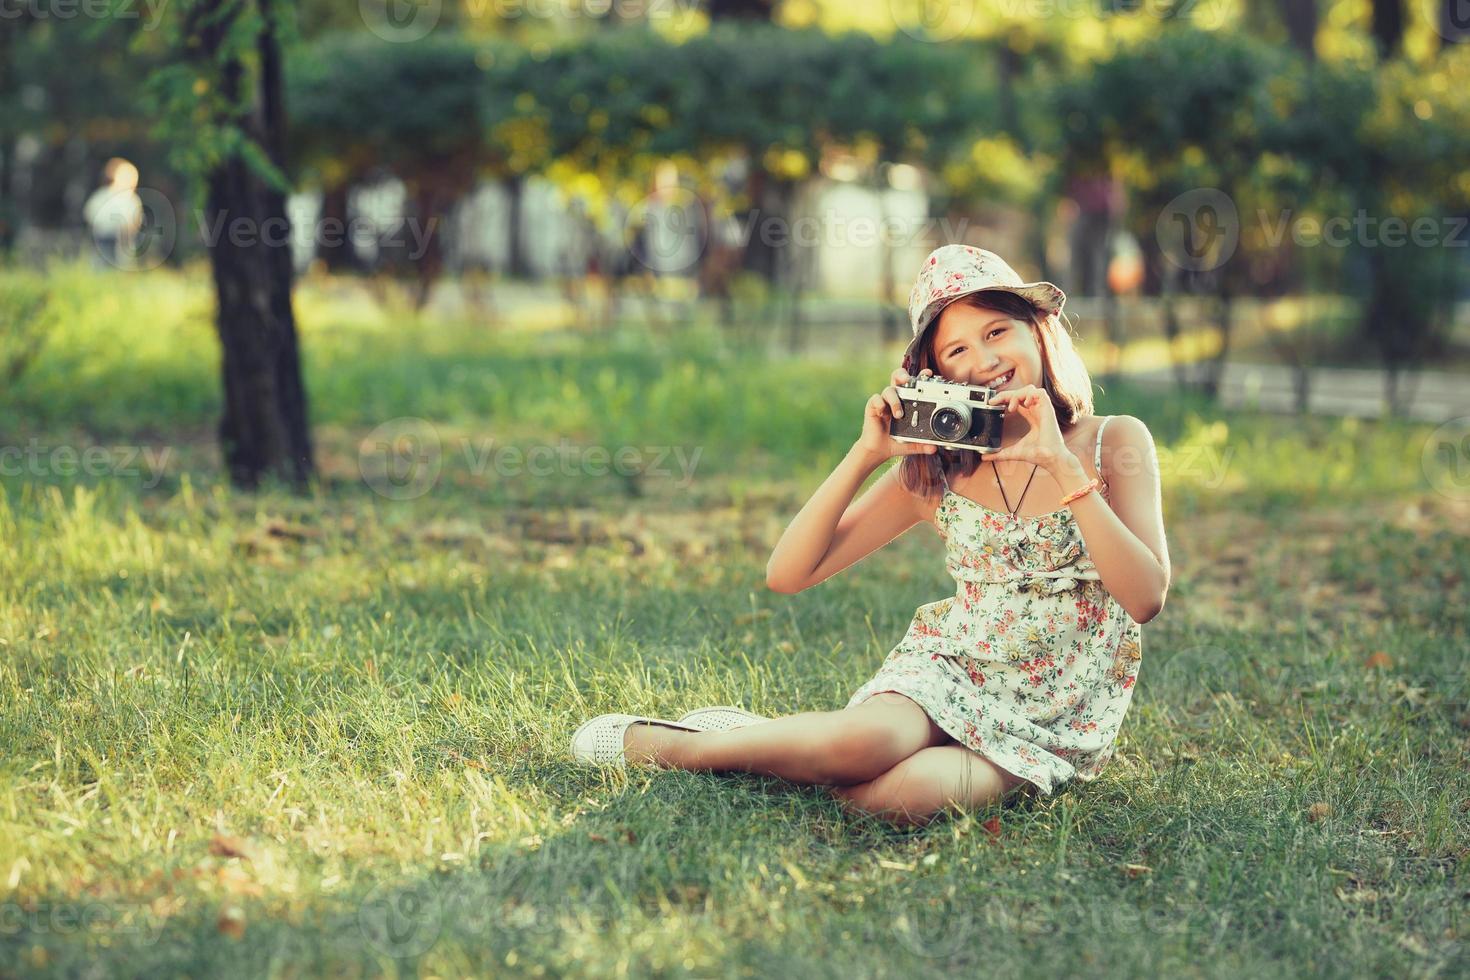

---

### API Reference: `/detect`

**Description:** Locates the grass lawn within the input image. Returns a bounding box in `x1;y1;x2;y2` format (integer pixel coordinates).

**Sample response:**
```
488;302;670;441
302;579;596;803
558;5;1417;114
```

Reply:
1;265;1466;977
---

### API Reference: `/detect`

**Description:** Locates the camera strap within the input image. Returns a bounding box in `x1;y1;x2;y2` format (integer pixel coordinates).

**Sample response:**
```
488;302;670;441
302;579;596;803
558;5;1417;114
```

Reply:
992;462;1039;517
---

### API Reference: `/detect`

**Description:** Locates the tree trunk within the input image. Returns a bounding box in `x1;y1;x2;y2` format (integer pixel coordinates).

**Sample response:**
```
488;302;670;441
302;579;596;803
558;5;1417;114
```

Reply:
1201;275;1235;400
876;172;902;346
0;17;18;256
1160;267;1190;392
505;173;530;279
408;180;446;310
1280;0;1318;59
1371;0;1404;59
706;0;774;18
317;183;358;272
0;137;14;257
1101;283;1124;383
741;164;779;282
196;0;313;489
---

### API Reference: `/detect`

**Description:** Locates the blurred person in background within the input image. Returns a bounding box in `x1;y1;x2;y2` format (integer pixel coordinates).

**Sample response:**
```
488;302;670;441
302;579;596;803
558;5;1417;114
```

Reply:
83;158;144;269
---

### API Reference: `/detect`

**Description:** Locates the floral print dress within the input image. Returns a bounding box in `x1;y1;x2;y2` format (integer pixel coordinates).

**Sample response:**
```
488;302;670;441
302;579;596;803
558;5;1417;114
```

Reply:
845;416;1143;797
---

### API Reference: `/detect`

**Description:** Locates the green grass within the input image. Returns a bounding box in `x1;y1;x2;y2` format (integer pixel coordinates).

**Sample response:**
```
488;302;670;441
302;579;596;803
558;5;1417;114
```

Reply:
0;265;1466;977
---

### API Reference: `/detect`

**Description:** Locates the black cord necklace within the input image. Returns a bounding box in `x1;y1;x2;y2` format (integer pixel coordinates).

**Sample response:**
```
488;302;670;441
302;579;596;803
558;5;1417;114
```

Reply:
991;459;1039;517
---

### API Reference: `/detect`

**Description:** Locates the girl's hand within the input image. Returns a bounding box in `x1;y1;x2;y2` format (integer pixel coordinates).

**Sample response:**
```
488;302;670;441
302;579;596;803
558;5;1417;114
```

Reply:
986;385;1076;473
855;367;940;461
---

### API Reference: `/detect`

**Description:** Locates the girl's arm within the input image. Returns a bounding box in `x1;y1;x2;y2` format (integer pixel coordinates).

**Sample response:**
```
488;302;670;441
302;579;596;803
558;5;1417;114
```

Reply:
1051;415;1171;623
765;447;927;594
768;367;943;594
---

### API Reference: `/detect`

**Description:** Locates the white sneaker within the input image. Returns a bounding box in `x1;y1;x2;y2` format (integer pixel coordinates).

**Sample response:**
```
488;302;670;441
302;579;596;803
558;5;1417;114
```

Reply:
569;713;703;768
675;705;772;733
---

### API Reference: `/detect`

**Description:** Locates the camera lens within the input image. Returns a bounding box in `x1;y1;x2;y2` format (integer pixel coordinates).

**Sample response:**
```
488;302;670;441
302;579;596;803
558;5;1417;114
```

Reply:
931;403;971;441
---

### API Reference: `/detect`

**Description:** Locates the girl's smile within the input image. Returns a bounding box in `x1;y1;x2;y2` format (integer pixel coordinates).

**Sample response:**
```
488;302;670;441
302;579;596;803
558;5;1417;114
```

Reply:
979;367;1016;390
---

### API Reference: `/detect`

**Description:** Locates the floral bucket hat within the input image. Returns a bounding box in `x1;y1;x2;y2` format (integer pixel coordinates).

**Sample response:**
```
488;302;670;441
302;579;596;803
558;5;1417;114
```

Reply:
902;244;1067;374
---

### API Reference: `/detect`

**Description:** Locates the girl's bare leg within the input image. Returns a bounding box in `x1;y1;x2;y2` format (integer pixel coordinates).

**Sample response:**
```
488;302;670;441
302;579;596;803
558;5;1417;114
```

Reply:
621;692;952;787
828;745;1029;828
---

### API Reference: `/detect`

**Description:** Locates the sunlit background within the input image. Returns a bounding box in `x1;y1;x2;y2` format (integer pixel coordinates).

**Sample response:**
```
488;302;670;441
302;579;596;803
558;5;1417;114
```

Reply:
3;2;1470;975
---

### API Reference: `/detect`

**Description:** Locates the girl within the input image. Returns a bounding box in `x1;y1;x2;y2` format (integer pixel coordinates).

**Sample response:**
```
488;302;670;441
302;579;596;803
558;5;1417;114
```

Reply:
571;244;1171;828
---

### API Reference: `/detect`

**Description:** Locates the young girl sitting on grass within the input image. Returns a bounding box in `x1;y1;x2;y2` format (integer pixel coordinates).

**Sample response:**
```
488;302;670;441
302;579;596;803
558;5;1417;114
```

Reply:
571;244;1171;828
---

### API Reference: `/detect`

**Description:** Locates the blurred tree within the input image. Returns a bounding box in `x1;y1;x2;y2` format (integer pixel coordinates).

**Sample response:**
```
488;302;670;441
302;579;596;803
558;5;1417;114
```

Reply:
1352;52;1470;413
0;7;26;255
497;25;989;333
288;33;519;304
1371;0;1405;58
0;10;170;247
707;0;777;18
280;0;402;272
1049;27;1285;397
1280;0;1319;58
144;0;314;489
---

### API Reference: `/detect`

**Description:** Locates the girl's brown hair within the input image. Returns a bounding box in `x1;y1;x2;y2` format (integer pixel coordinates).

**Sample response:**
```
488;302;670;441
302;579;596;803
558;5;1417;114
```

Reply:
897;289;1095;500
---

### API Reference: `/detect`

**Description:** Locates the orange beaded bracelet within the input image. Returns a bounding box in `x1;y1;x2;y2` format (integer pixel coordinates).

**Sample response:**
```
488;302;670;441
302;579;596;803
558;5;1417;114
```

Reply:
1059;477;1102;508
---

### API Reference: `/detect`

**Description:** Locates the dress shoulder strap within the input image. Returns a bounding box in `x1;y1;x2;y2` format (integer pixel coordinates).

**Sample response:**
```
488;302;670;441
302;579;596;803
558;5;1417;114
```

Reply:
1094;416;1111;481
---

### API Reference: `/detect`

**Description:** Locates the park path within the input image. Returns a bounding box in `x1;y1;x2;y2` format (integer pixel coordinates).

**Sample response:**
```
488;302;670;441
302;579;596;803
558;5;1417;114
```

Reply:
1124;363;1470;424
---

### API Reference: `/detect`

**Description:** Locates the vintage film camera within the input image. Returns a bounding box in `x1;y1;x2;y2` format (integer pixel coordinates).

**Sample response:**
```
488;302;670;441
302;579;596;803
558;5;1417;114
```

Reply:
888;375;1006;453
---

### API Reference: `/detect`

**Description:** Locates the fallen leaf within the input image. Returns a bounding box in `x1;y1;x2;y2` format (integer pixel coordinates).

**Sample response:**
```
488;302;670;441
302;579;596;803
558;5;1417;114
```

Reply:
209;835;252;860
1307;802;1331;823
1365;651;1393;670
1123;863;1153;878
217;905;246;940
982;816;1003;840
216;866;264;897
264;520;321;541
446;748;489;772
